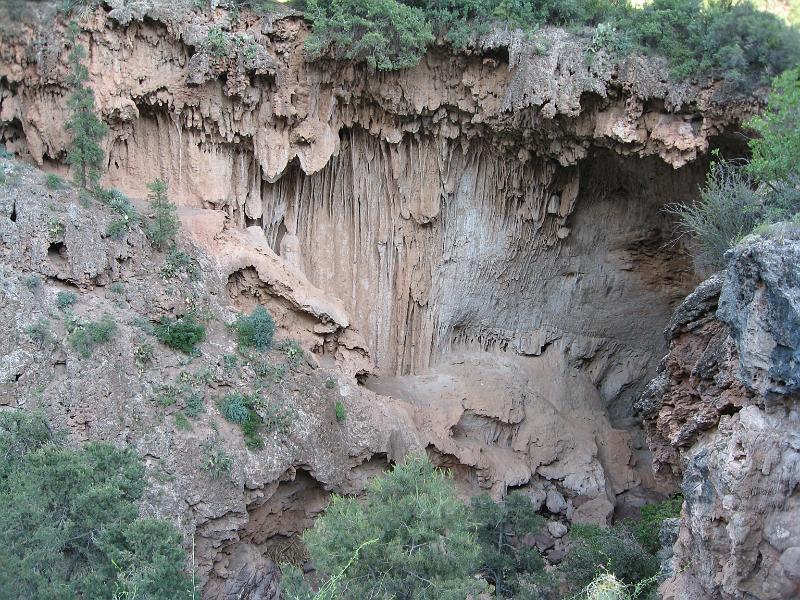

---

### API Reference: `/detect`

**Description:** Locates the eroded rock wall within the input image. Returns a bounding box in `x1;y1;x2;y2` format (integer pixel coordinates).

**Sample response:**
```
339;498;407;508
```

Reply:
639;233;800;600
0;4;770;597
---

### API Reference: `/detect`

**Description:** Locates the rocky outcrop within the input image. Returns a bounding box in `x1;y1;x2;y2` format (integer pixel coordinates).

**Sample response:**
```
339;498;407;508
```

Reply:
639;232;800;600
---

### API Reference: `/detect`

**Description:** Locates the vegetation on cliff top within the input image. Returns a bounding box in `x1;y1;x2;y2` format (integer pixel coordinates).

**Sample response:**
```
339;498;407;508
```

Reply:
670;67;800;267
304;0;800;82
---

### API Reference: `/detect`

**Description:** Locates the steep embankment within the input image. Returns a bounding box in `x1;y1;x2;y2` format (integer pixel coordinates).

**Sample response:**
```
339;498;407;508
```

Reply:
639;232;800;600
0;2;765;598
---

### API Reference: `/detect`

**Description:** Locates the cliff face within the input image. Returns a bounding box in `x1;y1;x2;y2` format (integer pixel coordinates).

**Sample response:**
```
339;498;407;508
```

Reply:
0;3;767;598
639;233;800;600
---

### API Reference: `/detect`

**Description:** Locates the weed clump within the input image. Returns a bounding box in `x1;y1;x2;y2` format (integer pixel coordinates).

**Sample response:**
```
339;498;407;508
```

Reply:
154;315;206;354
67;315;117;358
234;306;276;351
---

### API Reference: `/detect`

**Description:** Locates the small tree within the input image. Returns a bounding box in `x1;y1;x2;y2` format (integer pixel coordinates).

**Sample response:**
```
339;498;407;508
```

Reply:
65;23;107;189
146;178;180;249
295;454;488;599
471;491;548;598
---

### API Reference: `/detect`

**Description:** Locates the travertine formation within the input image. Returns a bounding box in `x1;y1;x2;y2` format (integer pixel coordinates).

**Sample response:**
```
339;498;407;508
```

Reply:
0;2;774;598
640;233;800;600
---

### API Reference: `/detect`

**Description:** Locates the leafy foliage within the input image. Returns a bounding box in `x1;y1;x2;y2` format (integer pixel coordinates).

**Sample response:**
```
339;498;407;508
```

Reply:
200;439;233;480
558;523;660;597
219;391;293;449
334;400;346;422
626;495;683;555
234;306;276;351
220;392;253;424
96;188;140;239
25;318;53;348
0;411;191;600
304;0;799;85
304;0;434;70
154;315;206;354
145;178;180;250
45;173;66;190
67;315;118;358
471;491;548;598
161;246;201;281
671;69;800;266
65;24;107;189
56;290;78;310
666;160;763;268
300;454;488;599
747;68;800;182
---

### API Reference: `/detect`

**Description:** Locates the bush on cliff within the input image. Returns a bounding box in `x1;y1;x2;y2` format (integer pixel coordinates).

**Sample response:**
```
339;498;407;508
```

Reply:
304;0;434;70
282;454;488;599
145;178;181;250
558;523;660;597
471;491;551;598
0;411;192;600
670;68;800;268
234;306;276;351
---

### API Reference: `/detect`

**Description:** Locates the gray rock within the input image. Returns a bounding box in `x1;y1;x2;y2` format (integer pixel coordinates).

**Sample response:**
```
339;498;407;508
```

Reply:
664;272;725;340
545;489;567;514
547;520;567;538
717;233;800;400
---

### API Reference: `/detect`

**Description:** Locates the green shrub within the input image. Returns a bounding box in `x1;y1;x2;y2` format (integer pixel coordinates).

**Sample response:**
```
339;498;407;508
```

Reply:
133;342;155;371
22;274;40;291
262;400;294;435
97;188;140;239
334;400;347;422
666;160;763;268
156;385;180;407
670;69;800;267
174;411;191;430
559;523;660;597
154;315;206;354
235;306;276;351
471;491;548;598
65;25;107;189
298;454;488;599
305;0;434;70
56;290;78;310
25;318;53;348
219;391;293;447
581;571;658;600
220;392;253;424
161;246;200;281
279;339;303;369
304;0;799;86
625;495;683;555
203;26;229;57
0;411;191;599
747;68;800;183
45;173;66;190
68;315;117;358
185;391;205;417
